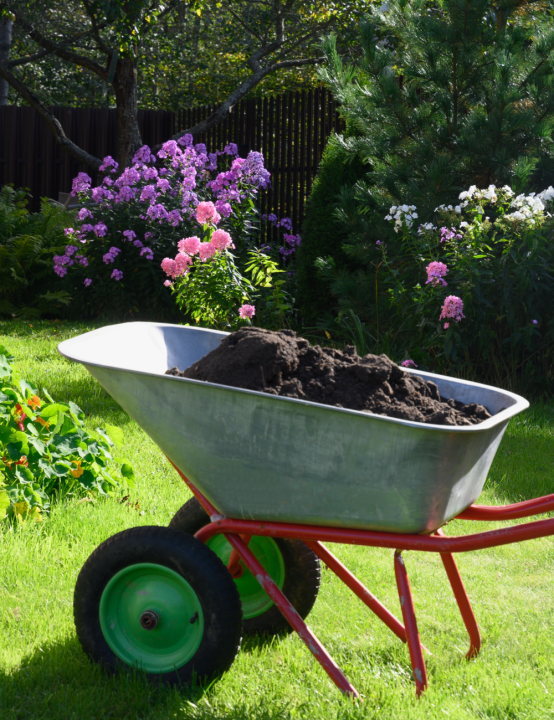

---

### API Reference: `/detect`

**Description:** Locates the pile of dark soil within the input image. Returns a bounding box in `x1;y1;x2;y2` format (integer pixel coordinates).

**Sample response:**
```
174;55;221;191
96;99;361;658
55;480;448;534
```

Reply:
167;327;493;426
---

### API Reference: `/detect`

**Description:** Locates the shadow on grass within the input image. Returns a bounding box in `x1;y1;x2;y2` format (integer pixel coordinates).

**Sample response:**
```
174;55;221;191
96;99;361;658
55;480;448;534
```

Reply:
0;637;294;720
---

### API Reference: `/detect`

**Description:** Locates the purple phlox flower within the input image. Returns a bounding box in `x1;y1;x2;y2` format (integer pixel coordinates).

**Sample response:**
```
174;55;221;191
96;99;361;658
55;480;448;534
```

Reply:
140;247;154;260
115;167;141;188
64;228;75;237
115;186;136;203
400;359;418;368
181;191;198;209
157;178;171;194
143;167;158;181
93;222;108;238
144;231;153;240
167;209;183;226
132;145;156;164
77;208;93;221
376;240;387;248
264;213;278;225
133;239;144;249
239;304;256;319
103;246;121;264
440;226;463;243
158;140;180;159
207;153;218;171
177;134;193;147
278;217;293;231
159;168;168;177
84;278;92;287
440;296;465;323
259;243;271;253
91;187;112;203
54;266;67;277
99;156;119;173
195;143;207;155
140;185;158;203
71;172;91;196
426;261;449;286
102;176;114;186
215;199;232;218
279;246;295;257
53;254;71;267
111;269;123;281
80;223;94;234
532;319;539;325
146;203;168;222
224;143;238;156
75;254;88;267
65;245;77;256
242;151;270;189
123;230;136;242
284;233;301;247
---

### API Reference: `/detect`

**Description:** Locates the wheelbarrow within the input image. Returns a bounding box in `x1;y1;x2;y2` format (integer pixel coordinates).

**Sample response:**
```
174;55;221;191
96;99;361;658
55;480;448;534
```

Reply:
58;322;554;697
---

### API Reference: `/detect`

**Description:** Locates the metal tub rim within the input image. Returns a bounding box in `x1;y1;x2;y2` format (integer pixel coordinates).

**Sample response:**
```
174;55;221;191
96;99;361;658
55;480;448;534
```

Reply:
58;321;529;435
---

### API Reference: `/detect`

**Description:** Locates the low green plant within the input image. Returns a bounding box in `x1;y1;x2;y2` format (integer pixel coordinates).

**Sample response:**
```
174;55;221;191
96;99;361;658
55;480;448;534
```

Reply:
0;344;134;522
0;185;73;318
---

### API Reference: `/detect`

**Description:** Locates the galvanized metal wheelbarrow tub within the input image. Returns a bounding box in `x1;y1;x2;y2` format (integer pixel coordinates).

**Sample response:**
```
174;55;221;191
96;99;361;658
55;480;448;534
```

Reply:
59;322;554;698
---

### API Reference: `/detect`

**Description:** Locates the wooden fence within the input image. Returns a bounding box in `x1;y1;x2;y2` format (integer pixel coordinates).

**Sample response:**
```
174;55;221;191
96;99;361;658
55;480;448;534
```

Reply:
0;88;344;228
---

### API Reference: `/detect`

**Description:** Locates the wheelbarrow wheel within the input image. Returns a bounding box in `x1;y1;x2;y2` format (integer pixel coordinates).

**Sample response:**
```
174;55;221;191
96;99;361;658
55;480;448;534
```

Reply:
169;497;321;636
73;526;242;686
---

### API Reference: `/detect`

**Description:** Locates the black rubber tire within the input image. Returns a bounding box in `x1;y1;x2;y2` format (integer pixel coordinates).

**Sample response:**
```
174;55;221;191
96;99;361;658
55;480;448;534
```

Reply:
169;497;321;636
74;526;242;686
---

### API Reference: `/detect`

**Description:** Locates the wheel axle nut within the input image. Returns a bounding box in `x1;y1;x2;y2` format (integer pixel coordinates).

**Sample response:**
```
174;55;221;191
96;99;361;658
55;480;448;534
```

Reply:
140;610;159;630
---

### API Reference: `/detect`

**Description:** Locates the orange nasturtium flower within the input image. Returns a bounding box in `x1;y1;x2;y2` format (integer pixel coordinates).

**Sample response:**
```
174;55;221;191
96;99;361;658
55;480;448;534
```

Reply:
71;460;84;479
27;395;41;410
36;417;50;429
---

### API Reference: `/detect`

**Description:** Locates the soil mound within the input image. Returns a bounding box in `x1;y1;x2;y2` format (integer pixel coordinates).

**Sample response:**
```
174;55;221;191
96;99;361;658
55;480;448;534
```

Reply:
167;327;492;426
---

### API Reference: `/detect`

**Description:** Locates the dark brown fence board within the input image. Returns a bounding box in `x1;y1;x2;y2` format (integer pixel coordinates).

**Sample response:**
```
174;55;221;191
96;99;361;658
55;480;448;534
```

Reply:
0;91;344;225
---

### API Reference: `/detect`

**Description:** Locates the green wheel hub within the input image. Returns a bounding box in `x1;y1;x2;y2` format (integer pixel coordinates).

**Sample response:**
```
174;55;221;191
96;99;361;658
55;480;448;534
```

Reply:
99;563;204;673
206;536;285;618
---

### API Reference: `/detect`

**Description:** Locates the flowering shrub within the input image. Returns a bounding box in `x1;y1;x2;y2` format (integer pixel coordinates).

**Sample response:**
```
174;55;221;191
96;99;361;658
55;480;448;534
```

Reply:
373;184;554;385
60;138;298;323
0;346;133;522
161;200;292;329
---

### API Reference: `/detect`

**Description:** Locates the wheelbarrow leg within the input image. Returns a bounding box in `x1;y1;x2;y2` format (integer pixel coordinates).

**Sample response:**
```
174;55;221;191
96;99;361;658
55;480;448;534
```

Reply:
224;532;359;698
435;529;481;659
394;551;428;696
306;540;407;642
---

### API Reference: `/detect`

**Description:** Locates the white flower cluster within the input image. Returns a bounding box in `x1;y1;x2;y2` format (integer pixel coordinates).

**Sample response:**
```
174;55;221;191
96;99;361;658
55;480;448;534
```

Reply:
504;192;545;224
418;222;436;235
434;203;462;213
385;204;418;233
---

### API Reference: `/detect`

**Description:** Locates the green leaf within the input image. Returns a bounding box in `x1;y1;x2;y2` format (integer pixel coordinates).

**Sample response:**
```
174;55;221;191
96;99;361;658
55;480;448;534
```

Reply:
69;401;85;423
42;388;55;403
105;424;124;446
0;490;10;520
40;403;69;419
19;379;38;397
0;356;11;379
120;462;136;487
96;428;114;447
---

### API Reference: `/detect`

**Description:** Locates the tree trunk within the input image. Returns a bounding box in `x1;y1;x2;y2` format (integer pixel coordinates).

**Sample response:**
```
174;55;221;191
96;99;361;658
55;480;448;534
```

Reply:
0;17;13;106
112;57;142;168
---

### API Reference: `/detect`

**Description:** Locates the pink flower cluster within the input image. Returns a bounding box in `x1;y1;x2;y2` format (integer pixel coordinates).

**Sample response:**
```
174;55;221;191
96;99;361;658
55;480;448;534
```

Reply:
400;359;417;368
196;201;220;226
440;295;465;326
426;261;449;287
161;230;234;281
239;304;256;319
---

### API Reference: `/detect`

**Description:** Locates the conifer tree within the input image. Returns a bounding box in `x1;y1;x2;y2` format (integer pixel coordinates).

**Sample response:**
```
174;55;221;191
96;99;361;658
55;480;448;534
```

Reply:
310;0;554;322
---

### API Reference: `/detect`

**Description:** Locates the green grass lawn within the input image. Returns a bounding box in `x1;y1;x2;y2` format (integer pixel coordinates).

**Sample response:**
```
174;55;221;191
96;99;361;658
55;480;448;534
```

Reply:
1;319;554;720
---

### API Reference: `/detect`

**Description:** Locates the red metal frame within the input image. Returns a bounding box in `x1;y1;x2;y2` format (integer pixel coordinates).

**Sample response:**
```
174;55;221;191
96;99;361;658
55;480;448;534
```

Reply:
169;461;554;698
